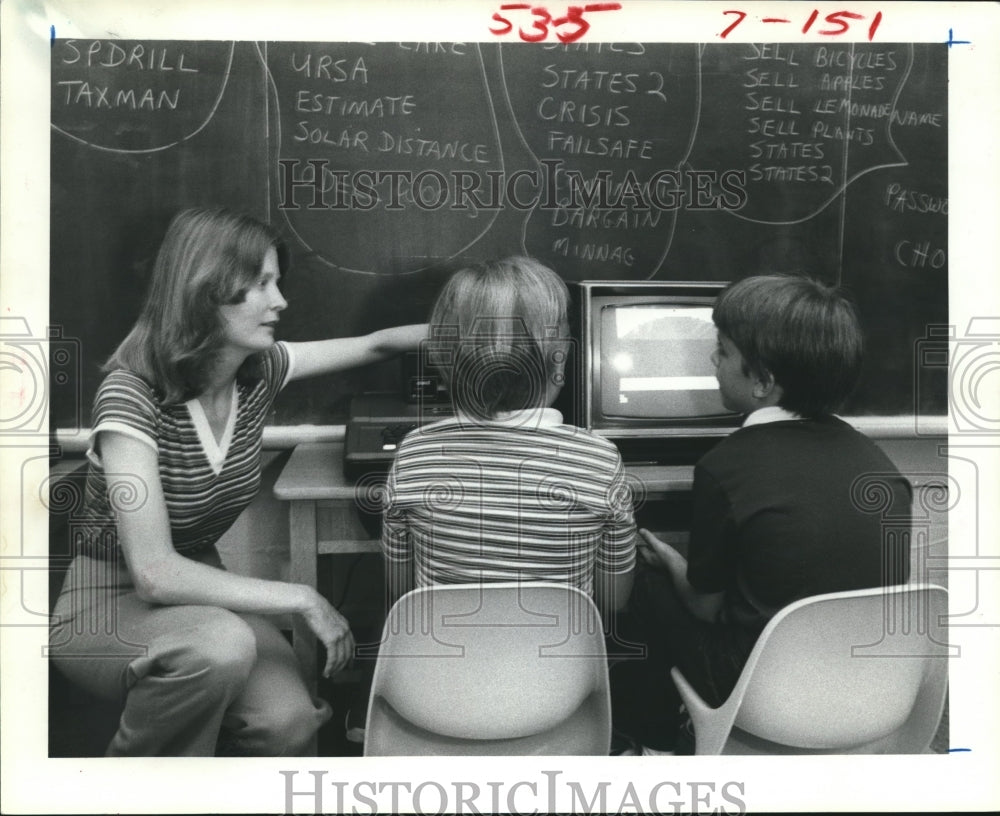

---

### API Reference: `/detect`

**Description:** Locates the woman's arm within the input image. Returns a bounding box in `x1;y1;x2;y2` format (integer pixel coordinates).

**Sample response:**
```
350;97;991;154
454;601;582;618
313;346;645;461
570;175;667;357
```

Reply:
286;323;428;382
637;528;724;623
101;431;354;676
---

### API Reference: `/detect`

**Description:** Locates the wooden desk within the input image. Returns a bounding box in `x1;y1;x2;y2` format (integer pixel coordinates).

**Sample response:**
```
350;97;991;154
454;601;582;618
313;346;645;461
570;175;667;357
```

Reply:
273;441;696;689
273;441;380;689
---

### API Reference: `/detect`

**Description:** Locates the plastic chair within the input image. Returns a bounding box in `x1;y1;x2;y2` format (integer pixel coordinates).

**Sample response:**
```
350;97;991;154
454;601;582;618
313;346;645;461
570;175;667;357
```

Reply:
671;584;950;754
364;582;612;755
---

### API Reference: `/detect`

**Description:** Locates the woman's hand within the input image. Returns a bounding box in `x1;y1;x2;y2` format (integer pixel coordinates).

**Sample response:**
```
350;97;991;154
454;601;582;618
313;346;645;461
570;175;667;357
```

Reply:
299;587;356;678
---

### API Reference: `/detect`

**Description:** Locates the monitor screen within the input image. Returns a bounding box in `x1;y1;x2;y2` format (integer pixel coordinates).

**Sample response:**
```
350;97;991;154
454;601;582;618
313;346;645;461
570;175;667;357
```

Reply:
575;281;742;447
599;303;729;420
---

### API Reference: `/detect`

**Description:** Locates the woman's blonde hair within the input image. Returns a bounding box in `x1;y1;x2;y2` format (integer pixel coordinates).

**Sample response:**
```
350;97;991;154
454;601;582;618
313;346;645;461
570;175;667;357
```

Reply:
429;256;569;419
104;208;289;403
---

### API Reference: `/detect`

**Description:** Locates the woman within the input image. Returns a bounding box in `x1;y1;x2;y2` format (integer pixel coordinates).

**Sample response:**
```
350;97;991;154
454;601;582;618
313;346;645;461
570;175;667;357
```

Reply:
49;207;426;756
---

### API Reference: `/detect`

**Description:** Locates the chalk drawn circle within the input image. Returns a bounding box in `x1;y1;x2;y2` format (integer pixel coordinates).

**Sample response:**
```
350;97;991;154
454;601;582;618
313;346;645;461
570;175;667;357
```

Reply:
50;41;235;155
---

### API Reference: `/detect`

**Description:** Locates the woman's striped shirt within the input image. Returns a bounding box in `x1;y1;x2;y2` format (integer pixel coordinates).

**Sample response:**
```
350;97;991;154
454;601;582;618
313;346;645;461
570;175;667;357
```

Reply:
381;410;637;597
76;342;293;561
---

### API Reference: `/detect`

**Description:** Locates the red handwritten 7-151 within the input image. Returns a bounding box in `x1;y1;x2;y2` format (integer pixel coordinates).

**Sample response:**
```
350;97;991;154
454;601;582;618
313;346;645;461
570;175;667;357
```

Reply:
720;9;884;40
489;3;623;43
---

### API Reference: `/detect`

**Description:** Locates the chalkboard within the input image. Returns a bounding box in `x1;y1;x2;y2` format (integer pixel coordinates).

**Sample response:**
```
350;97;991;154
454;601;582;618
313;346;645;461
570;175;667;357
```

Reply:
50;40;948;427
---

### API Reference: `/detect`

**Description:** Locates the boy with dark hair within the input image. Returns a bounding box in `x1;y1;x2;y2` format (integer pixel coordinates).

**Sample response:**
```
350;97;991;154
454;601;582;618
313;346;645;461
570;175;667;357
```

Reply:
611;274;912;755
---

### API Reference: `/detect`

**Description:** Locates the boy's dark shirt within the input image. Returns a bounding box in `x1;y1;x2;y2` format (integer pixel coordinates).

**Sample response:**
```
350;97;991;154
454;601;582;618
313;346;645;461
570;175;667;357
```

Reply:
687;415;913;637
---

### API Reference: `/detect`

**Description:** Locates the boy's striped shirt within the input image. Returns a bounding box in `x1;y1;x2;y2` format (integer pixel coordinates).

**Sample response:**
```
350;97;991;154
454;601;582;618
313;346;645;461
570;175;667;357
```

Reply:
382;412;637;597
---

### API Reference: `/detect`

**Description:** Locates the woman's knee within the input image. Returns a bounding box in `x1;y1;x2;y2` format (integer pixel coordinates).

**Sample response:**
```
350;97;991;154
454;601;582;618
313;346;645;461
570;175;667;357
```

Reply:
154;610;258;687
252;698;327;756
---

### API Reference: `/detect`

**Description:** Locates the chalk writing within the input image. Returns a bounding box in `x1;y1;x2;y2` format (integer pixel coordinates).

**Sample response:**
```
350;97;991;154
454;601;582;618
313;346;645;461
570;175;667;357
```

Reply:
290;52;370;82
884;184;948;215
59;40;200;71
49;40;948;427
702;41;913;226
499;42;697;276
50;40;233;153
268;42;504;273
56;82;180;110
895;239;947;269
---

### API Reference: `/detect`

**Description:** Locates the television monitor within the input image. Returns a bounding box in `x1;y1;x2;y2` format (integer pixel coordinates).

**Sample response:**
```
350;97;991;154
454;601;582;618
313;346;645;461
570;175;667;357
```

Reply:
574;280;742;464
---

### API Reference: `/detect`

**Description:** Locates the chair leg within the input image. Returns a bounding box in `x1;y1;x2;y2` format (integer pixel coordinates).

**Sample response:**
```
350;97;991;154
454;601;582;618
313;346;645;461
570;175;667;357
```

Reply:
671;667;734;755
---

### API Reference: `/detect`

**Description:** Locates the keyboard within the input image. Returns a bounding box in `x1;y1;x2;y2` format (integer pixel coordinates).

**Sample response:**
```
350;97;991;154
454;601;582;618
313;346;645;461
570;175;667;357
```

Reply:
380;422;419;451
343;394;452;481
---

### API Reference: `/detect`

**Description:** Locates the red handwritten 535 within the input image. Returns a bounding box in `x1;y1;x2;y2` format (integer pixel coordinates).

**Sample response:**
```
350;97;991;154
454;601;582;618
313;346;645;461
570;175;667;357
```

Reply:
489;3;623;44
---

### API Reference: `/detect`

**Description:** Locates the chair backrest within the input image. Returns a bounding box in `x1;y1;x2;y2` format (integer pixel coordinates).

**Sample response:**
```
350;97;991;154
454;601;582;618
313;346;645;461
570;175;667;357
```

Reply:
364;582;611;755
730;584;950;750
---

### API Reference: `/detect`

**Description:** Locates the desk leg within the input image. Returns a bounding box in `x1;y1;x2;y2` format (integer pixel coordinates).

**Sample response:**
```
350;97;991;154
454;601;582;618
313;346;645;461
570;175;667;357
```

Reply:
289;500;319;685
288;500;319;755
